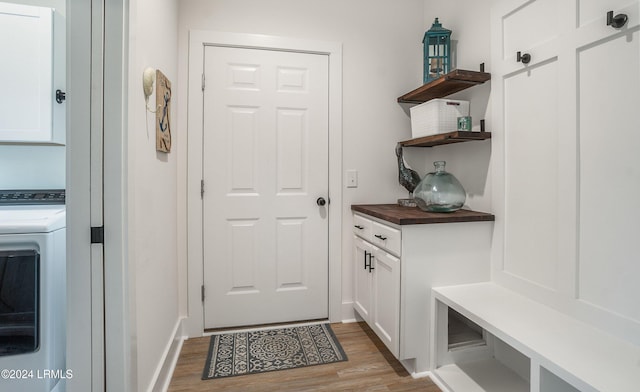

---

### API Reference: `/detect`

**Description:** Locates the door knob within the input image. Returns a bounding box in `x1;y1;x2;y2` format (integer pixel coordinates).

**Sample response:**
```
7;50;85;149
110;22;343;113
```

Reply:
316;197;327;206
607;10;628;29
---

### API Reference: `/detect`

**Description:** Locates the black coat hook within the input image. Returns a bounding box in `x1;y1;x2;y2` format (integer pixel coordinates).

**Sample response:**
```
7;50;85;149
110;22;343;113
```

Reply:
517;51;531;64
607;10;628;28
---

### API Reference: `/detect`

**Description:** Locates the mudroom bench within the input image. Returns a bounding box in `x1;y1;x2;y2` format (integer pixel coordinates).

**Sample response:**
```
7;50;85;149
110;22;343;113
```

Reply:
431;282;640;392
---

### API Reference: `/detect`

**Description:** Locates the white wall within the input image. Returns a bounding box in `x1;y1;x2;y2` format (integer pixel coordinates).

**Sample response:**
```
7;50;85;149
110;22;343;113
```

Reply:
404;0;500;214
176;0;425;320
127;0;180;390
0;0;65;190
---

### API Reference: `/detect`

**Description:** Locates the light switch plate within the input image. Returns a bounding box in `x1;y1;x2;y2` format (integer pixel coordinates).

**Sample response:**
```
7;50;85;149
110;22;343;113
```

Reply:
346;170;358;188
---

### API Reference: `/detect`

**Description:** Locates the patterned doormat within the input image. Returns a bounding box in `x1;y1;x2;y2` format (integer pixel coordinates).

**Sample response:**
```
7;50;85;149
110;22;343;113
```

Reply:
202;323;348;379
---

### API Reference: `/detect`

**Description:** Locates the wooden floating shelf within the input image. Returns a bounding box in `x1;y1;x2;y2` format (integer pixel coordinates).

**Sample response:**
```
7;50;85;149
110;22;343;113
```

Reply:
398;69;491;104
399;131;491;148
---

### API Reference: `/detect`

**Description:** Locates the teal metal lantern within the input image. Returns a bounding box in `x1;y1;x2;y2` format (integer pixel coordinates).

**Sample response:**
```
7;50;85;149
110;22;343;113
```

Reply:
423;18;451;84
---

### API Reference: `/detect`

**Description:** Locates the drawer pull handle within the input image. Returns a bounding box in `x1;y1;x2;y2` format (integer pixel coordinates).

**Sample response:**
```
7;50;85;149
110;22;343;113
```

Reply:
367;254;375;273
374;234;388;241
364;250;370;270
354;225;364;230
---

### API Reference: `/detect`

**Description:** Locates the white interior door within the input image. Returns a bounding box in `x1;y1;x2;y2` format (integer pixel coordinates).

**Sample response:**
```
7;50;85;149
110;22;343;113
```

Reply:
202;45;329;329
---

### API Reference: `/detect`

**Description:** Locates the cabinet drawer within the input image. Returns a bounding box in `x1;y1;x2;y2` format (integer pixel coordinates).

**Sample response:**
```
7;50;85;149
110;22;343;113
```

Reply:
353;214;372;239
371;221;401;256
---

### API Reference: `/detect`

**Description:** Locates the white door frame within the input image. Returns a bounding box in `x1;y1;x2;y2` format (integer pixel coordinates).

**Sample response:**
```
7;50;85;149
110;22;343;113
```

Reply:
186;31;343;337
66;0;97;390
102;0;135;391
69;1;136;390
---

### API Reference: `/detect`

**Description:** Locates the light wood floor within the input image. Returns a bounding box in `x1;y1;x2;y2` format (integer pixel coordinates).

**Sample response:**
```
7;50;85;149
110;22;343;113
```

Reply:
168;321;442;391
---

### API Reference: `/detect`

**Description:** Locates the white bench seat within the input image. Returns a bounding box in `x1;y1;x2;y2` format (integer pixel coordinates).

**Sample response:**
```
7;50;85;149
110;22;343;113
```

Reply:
433;282;640;392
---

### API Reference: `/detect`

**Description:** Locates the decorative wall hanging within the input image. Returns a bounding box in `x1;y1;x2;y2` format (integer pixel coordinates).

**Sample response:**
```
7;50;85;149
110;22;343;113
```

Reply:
155;70;172;153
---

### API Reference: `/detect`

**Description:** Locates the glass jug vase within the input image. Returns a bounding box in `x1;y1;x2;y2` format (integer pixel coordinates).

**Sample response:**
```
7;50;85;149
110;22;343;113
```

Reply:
413;161;466;212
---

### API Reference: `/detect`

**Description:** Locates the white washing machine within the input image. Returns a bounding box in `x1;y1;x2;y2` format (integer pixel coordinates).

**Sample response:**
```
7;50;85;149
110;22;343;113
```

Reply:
0;190;66;392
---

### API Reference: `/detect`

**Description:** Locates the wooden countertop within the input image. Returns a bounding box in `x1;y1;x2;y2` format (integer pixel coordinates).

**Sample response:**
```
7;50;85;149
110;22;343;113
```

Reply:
351;204;495;225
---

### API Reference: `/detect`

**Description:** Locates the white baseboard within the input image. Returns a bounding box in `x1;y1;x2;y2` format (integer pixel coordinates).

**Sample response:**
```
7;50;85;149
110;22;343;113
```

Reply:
150;317;187;392
341;300;355;322
411;370;432;379
341;318;358;323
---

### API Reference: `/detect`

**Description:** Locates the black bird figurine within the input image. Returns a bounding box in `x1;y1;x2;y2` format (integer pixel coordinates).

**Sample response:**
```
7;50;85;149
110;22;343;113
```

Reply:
396;143;421;194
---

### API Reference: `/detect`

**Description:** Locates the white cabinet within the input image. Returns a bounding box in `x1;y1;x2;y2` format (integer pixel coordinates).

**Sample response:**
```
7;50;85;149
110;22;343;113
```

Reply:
0;3;64;144
351;207;493;374
352;220;401;357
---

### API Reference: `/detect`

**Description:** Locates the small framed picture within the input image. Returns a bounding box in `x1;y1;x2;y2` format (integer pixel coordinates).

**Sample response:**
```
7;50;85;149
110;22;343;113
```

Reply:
156;70;172;152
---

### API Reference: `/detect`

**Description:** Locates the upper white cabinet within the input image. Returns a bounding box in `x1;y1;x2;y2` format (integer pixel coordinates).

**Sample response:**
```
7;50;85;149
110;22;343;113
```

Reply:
0;3;63;144
491;0;640;345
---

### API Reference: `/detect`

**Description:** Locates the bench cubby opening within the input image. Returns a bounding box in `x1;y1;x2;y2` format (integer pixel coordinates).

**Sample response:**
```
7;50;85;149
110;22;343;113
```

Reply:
431;282;640;392
434;299;529;392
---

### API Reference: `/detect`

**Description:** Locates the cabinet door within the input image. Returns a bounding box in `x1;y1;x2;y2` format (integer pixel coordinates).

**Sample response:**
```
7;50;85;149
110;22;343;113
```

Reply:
353;236;373;321
371;249;400;357
0;3;53;142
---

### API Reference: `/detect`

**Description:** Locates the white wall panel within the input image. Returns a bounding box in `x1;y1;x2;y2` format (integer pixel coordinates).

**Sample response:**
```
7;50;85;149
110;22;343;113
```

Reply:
577;29;640;323
493;0;640;345
503;60;559;290
502;0;560;58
